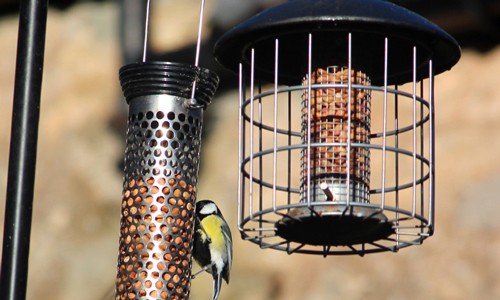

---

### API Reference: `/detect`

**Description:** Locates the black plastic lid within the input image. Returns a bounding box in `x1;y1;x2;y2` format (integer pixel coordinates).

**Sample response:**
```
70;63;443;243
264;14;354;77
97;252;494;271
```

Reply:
119;61;219;107
214;0;461;85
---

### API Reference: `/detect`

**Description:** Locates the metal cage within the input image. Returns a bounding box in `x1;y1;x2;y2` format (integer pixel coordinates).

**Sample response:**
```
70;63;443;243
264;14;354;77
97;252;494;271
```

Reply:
214;0;460;256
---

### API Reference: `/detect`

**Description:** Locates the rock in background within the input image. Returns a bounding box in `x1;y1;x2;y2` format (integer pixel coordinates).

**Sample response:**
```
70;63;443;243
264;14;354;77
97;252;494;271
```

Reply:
0;2;499;300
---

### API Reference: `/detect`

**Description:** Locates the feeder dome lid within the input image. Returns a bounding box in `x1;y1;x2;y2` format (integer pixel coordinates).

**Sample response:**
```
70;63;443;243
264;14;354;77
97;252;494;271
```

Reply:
214;0;461;85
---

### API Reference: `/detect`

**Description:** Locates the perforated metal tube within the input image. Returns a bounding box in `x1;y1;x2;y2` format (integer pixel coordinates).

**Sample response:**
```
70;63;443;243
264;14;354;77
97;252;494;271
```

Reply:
115;62;218;300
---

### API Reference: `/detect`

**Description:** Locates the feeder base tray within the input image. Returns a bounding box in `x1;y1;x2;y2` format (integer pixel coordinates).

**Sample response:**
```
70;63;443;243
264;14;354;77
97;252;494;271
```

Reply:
275;205;394;246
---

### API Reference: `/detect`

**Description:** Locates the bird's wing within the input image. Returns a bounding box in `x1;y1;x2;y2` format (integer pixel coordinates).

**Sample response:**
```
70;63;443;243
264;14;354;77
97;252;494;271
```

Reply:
221;220;232;283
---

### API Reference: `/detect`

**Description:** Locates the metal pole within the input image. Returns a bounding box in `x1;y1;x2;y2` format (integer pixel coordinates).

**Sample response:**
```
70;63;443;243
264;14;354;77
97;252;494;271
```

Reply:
0;0;48;299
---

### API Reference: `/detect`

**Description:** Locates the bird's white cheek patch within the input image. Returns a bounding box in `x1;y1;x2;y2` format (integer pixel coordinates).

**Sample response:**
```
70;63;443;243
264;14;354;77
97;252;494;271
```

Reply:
199;203;217;215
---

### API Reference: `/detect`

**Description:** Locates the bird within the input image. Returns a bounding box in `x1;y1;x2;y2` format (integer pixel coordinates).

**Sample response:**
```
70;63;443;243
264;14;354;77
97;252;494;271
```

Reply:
192;200;233;300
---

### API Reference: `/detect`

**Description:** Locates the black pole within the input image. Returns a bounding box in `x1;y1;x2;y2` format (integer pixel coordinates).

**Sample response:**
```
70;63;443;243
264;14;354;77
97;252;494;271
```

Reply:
0;0;48;299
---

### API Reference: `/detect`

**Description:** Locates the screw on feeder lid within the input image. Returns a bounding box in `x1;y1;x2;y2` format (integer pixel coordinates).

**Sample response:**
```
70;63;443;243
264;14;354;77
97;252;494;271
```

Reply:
119;62;219;108
214;0;461;85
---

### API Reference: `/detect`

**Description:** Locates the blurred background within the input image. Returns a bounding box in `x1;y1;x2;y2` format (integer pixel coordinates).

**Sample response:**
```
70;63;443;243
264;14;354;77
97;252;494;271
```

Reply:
0;0;500;299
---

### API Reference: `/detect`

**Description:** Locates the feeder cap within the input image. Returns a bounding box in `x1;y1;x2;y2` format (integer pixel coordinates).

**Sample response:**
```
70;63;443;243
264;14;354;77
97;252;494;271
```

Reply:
119;61;219;107
214;0;461;85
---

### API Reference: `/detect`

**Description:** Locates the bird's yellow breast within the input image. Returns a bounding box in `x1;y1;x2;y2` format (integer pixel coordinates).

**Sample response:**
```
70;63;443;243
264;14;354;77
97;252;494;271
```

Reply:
201;215;226;253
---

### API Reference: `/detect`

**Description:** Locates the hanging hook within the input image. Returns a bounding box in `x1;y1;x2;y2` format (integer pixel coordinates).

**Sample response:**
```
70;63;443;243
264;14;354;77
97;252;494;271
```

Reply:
142;0;152;62
189;0;207;107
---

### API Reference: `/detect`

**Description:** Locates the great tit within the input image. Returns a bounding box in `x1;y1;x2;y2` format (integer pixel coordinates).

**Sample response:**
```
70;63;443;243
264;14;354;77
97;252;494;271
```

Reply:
192;200;233;300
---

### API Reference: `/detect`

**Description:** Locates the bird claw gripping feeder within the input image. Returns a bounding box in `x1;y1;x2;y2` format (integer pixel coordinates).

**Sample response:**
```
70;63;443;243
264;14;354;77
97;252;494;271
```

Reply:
214;0;460;255
115;1;218;299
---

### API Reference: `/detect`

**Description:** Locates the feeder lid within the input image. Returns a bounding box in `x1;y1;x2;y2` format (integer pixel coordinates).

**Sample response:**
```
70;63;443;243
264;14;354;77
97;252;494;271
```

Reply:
214;0;461;85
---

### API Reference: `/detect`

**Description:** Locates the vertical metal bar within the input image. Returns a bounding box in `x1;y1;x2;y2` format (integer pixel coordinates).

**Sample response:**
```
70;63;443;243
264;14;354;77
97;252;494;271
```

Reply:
394;84;400;245
420;79;425;229
381;37;389;208
237;63;244;231
0;1;48;299
272;39;279;211
287;90;292;206
306;33;312;206
428;60;435;231
346;33;353;205
258;80;263;243
412;46;417;216
249;48;255;218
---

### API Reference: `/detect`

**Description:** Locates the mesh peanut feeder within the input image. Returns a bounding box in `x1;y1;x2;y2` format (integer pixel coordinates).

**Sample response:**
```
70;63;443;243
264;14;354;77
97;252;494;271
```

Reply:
214;0;460;255
115;1;219;299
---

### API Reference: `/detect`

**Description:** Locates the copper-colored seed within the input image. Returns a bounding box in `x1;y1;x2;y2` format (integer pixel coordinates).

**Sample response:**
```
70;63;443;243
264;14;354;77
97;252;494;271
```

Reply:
163;273;171;281
145;280;152;288
168;264;176;273
172;208;180;217
158;178;166;185
152;271;160;279
140;205;147;214
138;224;146;232
173;274;180;283
182;191;190;200
168;197;176;206
173;189;181;197
157;196;165;204
128;292;136;299
149;291;158;298
143;233;151;242
168;178;177;187
139;270;147;279
162;186;171;195
164;253;172;262
179;180;187;189
145;195;153;204
151;186;159;194
152;252;161;260
158;262;166;271
161;206;169;214
129;179;136;188
167;282;174;290
165;234;173;243
138;290;146;297
145;242;153;251
135;196;142;205
161;291;169;299
155;281;164;289
186;203;192;210
133;280;142;290
147;177;155;185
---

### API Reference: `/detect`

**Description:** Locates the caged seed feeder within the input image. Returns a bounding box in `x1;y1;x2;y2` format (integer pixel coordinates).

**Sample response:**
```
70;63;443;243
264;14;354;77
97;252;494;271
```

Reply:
214;0;460;255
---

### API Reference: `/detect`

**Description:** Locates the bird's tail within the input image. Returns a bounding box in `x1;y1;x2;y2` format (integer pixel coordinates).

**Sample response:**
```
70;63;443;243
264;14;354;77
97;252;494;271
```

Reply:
212;273;223;300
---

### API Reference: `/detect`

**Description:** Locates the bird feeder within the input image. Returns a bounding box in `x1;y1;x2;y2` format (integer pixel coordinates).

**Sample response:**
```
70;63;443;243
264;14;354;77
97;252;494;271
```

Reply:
214;0;460;255
115;2;219;299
